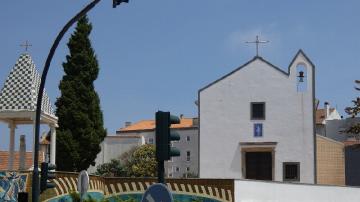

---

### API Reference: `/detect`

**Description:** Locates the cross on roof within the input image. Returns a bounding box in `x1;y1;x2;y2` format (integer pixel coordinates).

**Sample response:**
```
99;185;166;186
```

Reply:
246;35;269;57
20;40;32;52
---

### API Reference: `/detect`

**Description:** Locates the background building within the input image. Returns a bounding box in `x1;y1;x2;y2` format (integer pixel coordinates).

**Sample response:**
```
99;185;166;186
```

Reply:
316;134;345;186
316;114;360;186
88;116;199;178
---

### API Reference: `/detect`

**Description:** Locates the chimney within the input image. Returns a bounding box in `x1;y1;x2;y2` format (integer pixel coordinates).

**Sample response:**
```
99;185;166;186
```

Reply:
192;118;199;127
324;102;330;119
125;122;132;127
19;135;26;170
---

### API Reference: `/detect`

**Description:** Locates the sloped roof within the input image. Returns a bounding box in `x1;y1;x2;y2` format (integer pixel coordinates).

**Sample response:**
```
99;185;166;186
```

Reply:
0;54;55;117
344;140;360;146
199;49;314;93
117;118;197;133
316;108;335;124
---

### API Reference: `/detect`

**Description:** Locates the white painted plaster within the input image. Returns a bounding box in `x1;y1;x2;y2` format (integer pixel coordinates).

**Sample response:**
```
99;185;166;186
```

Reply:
234;180;359;202
199;53;315;183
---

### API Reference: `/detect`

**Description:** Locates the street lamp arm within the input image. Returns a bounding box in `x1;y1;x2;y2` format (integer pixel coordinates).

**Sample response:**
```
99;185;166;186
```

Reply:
32;0;102;201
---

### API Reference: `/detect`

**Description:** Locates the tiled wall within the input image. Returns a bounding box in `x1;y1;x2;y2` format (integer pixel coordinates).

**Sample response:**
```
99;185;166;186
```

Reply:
316;135;345;185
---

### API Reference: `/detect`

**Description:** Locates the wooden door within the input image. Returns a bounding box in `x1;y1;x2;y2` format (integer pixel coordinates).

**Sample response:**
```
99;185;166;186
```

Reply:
245;152;272;180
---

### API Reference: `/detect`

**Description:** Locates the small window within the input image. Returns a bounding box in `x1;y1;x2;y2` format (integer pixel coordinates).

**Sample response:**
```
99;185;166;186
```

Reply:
176;167;180;172
148;138;154;144
283;162;300;182
186;151;191;161
186;167;190;172
186;136;190;141
251;102;265;120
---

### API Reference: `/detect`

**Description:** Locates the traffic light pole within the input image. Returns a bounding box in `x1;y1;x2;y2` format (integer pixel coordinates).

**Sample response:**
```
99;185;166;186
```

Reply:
31;1;102;201
157;160;165;184
155;111;180;185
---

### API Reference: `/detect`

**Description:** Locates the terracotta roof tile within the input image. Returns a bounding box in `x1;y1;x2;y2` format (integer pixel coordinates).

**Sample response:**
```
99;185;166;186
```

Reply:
344;140;360;146
40;132;51;145
118;118;196;132
0;151;44;170
40;138;50;145
316;108;335;124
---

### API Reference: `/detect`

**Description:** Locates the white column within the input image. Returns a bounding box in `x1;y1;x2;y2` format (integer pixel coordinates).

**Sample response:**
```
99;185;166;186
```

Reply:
8;122;16;170
50;124;56;165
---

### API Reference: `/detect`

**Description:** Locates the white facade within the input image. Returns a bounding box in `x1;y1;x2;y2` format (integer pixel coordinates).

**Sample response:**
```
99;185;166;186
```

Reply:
87;135;144;174
199;50;316;183
136;128;199;178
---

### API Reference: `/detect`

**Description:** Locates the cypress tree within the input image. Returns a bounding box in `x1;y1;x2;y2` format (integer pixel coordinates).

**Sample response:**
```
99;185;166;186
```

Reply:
55;16;106;171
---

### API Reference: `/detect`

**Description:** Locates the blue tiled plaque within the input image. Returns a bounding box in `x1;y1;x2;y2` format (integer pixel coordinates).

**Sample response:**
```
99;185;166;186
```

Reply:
254;123;263;137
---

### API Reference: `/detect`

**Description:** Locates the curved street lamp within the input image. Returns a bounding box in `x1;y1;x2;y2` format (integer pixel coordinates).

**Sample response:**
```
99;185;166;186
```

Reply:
32;0;129;201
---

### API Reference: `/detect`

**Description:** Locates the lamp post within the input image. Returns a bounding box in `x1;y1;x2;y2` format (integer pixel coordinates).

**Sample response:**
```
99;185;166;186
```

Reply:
32;0;128;201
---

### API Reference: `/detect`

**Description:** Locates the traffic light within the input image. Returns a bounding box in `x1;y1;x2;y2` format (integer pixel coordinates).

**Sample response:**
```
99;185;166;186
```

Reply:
113;0;129;8
156;111;181;161
40;162;56;193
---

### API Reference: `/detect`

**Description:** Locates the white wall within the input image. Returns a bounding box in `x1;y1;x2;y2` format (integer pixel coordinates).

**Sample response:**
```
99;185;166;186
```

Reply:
128;128;199;178
199;52;315;183
235;180;359;202
88;127;199;177
87;135;143;174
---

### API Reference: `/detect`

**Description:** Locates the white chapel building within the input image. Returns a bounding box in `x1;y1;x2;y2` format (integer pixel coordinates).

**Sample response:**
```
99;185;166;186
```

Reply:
199;50;316;183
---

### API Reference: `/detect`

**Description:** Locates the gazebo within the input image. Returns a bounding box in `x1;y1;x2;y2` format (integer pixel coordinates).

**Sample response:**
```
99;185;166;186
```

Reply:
0;53;58;170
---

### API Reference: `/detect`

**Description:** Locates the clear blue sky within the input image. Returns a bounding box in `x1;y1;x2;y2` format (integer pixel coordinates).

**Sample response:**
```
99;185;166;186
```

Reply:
0;0;359;150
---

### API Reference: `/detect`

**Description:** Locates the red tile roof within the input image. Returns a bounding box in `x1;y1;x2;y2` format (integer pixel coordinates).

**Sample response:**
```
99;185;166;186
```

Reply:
118;118;197;132
316;108;335;124
0;151;44;170
344;140;360;146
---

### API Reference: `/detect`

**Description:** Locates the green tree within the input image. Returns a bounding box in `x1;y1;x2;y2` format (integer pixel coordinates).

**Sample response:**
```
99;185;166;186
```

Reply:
345;80;360;140
95;145;156;177
95;159;126;177
56;15;106;171
125;144;157;177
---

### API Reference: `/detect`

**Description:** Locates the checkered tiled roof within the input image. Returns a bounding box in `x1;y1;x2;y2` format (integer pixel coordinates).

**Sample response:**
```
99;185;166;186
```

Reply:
0;53;55;116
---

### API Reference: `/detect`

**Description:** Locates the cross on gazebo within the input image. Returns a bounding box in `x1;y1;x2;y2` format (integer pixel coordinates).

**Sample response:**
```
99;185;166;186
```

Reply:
20;40;32;52
246;35;269;56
